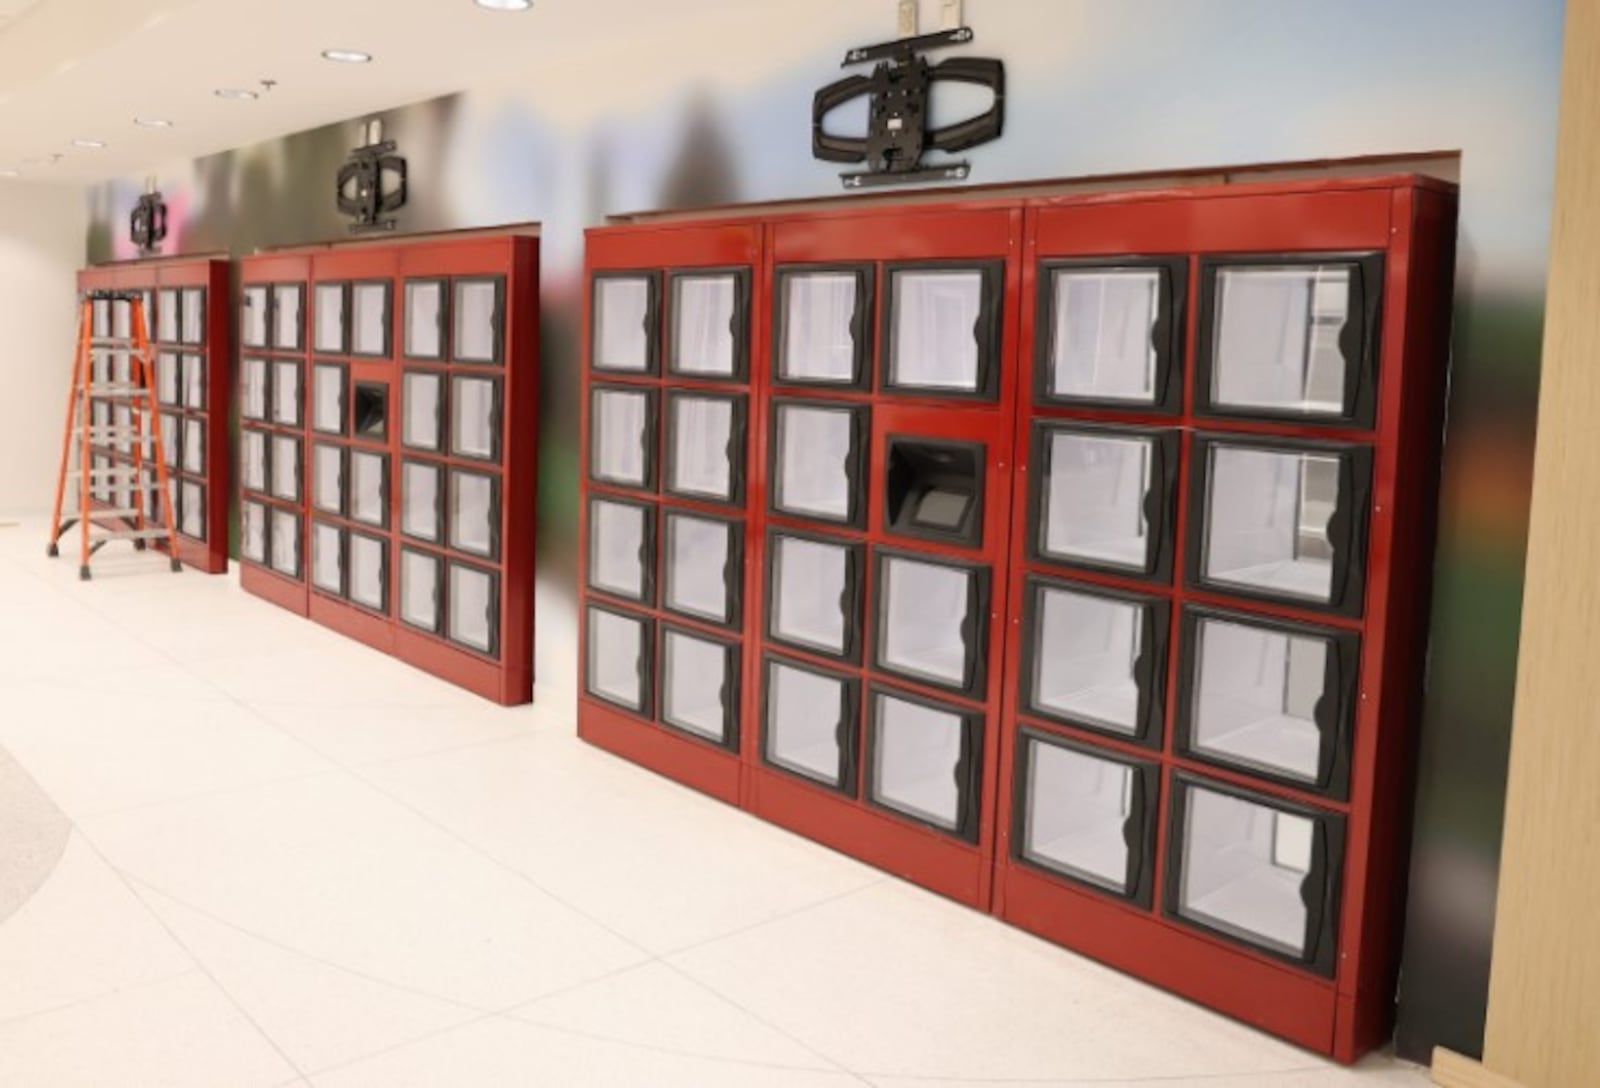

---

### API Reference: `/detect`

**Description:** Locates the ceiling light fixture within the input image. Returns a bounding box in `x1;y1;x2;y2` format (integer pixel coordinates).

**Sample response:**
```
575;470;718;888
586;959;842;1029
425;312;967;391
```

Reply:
321;48;372;63
72;139;105;150
215;88;258;100
475;0;533;9
134;117;173;128
0;169;18;178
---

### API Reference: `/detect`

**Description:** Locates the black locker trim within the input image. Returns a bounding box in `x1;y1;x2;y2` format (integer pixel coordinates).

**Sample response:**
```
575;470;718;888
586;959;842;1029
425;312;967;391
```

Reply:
664;388;748;509
1194;252;1384;429
771;263;875;390
879;259;1005;402
1173;604;1360;801
1162;771;1345;977
1011;726;1159;907
764;525;864;665
586;493;656;607
864;682;983;843
870;546;991;700
759;652;861;797
766;397;869;529
589;384;659;493
1033;255;1187;414
1018;573;1169;749
584;601;652;717
661;506;743;630
403;277;450;361
590;271;657;375
448;372;505;464
657;623;741;752
665;266;752;383
312;361;350;436
1026;419;1179;584
1184;432;1373;618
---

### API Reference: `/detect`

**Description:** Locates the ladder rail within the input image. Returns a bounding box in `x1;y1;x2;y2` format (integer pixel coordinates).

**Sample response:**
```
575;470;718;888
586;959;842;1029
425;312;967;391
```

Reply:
47;306;90;547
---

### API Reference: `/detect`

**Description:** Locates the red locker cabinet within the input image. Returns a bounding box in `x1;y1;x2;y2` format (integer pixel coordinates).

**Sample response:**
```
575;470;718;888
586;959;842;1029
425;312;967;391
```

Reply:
580;221;763;805
77;257;232;573
992;175;1457;1060
239;232;539;705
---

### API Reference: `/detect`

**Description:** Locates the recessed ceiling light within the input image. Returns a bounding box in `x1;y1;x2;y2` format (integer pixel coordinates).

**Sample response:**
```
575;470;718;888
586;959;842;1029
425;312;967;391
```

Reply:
72;139;105;150
0;169;18;178
215;88;258;100
475;0;533;9
321;48;371;63
134;117;173;128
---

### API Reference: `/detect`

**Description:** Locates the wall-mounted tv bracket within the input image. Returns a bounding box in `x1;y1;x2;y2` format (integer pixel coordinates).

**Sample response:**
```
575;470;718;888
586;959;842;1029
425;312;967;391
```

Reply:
336;119;407;234
129;182;167;255
812;8;1004;189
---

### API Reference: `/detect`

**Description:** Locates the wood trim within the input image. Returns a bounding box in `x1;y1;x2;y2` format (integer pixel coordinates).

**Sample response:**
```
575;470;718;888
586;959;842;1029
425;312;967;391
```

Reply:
1433;1048;1526;1088
1478;3;1600;1086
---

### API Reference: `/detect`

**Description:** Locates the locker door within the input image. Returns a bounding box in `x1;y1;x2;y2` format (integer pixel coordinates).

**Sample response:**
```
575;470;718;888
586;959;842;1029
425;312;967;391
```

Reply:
765;529;861;662
587;496;653;605
242;286;270;349
661;509;740;628
402;370;445;452
348;531;388;613
880;261;1003;399
447;561;500;657
1013;728;1158;905
1163;773;1344;975
659;625;739;749
592;272;659;375
866;685;980;840
273;284;305;350
399;548;443;633
667;268;749;381
452;277;505;366
404;279;447;360
871;550;989;698
1035;257;1186;412
312;363;348;435
311;521;345;596
768;399;867;526
761;655;858;793
664;390;746;506
585;604;650;713
400;460;444;543
450;374;502;462
772;265;872;388
589;386;656;491
1030;421;1177;579
312;444;345;516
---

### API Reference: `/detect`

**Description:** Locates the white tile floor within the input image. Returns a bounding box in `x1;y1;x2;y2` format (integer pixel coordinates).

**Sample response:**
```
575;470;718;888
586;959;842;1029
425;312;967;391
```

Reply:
0;521;1432;1087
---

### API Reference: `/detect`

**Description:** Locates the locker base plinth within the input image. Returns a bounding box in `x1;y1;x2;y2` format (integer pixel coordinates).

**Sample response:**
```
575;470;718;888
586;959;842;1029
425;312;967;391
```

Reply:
996;859;1345;1059
578;697;742;806
240;564;311;617
397;627;532;707
747;766;991;910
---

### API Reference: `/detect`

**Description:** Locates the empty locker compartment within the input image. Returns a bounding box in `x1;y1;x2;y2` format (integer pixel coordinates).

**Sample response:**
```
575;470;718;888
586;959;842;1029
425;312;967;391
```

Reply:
882;262;1001;398
592;273;657;374
1031;421;1176;577
761;654;858;792
404;279;447;360
314;282;348;354
399;548;442;633
447;561;500;656
872;550;988;696
662;509;740;627
1036;258;1185;411
665;390;745;505
452;277;504;365
587;495;653;604
659;625;739;748
273;284;304;350
866;685;980;839
769;399;866;526
239;357;267;419
400;460;443;543
242;286;270;348
402;370;445;451
450;374;501;461
668;268;748;380
765;529;861;661
348;531;388;613
350;281;391;357
774;265;871;387
448;468;499;559
272;360;302;427
311;521;345;596
350;450;388;528
589;386;656;491
585;603;650;713
312;444;345;516
313;363;347;434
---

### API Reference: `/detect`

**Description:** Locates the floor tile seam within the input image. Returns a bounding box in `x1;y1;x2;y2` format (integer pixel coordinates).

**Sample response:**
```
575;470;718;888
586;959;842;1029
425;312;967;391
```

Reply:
0;967;201;1033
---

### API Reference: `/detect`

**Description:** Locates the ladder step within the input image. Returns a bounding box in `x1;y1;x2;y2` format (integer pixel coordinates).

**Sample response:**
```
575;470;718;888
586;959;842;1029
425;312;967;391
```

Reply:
91;528;173;542
92;508;144;519
74;427;155;441
82;465;142;481
86;384;149;396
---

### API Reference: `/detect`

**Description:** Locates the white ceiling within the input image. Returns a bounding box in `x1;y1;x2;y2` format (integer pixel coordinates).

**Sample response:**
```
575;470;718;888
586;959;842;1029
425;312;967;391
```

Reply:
0;0;852;185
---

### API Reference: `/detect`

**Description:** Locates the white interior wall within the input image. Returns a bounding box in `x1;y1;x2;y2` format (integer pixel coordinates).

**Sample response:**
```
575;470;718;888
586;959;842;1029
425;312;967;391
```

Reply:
0;183;85;517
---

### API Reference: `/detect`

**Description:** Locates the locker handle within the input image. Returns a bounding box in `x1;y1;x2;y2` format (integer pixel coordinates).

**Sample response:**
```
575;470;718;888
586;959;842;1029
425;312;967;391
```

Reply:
1299;819;1331;963
847;271;871;386
1147;267;1175;404
950;712;979;841
1121;766;1148;896
835;682;859;795
1139;434;1170;576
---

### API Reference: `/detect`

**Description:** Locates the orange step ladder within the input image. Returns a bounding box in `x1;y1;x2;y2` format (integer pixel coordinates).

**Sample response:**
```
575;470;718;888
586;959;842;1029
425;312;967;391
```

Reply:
47;291;182;580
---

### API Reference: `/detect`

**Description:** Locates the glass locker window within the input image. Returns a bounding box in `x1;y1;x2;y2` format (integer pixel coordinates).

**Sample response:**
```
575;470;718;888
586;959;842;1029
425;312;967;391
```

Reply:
449;562;499;655
1167;775;1342;973
241;501;267;564
1023;579;1165;744
884;265;997;396
182;481;205;537
348;532;388;613
157;289;180;342
669;270;745;380
767;531;859;661
312;363;347;435
182;418;205;476
311;521;344;596
272;360;302;427
181;354;205;410
1192;438;1370;612
349;450;388;528
399;548;442;633
401;460;443;543
666;391;743;505
586;605;648;711
314;283;348;354
312;444;345;515
867;688;976;838
663;511;737;627
1200;257;1377;423
242;430;269;493
160;413;181;470
242;287;270;348
874;552;986;695
180;287;205;344
404;279;446;360
592;274;654;374
270;435;301;502
156;352;180;408
661;627;737;747
351;282;390;357
763;656;856;791
589;387;655;490
450;374;500;462
1035;424;1171;577
588;497;651;603
1016;731;1153;902
270;508;301;578
775;267;869;386
1041;262;1182;408
1179;610;1356;793
770;401;864;525
453;278;504;365
449;468;499;559
273;284;304;350
402;371;444;452
240;358;267;419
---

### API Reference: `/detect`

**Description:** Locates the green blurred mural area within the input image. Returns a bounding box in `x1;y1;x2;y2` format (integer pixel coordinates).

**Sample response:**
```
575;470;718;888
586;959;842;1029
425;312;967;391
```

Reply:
84;0;1564;1063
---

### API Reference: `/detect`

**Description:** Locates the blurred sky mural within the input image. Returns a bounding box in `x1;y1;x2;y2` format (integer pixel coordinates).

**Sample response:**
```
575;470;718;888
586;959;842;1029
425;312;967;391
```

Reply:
85;0;1565;1061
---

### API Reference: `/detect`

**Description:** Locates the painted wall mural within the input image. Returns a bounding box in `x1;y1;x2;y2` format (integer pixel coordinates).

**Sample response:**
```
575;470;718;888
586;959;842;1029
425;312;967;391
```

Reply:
85;0;1564;1061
